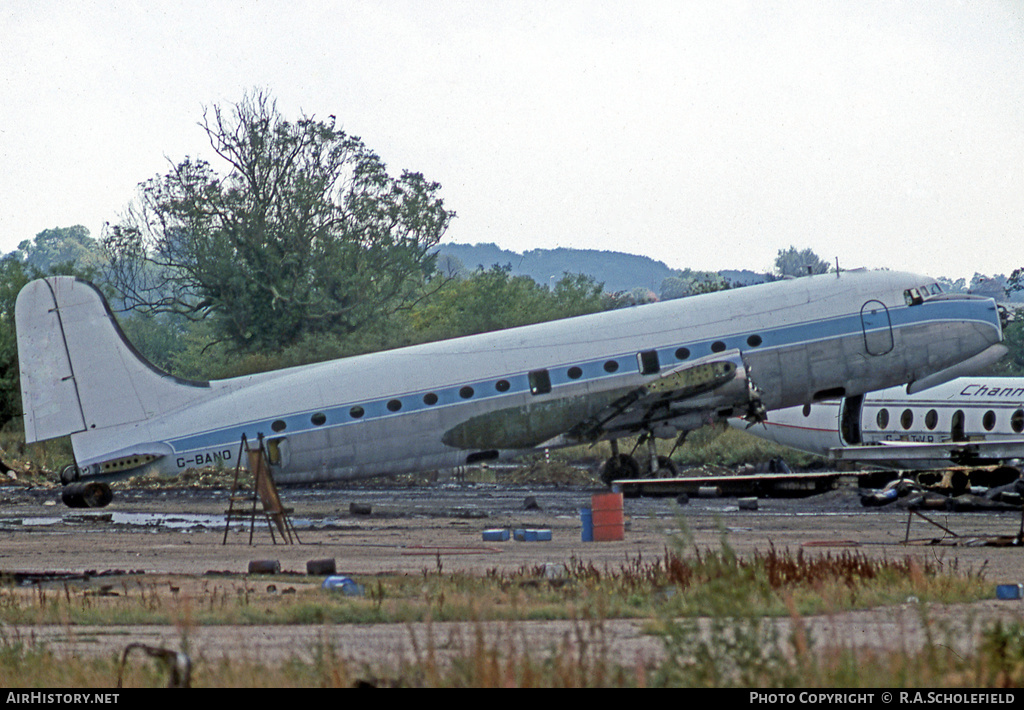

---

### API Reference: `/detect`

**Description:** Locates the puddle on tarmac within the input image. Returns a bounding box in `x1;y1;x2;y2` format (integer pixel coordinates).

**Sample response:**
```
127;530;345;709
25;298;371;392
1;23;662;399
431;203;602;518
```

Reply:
4;512;316;531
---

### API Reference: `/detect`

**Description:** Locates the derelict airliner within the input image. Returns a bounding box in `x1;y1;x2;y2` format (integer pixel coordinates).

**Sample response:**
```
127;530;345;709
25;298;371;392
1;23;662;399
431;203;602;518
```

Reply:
738;375;1024;477
16;271;1004;506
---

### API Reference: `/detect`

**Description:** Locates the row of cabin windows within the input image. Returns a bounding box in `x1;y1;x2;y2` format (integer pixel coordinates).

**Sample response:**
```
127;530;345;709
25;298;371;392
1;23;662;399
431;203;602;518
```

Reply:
270;335;769;430
875;408;1024;434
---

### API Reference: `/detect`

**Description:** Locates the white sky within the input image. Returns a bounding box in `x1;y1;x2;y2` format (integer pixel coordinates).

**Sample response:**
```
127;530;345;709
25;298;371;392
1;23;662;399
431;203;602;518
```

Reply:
2;0;1022;281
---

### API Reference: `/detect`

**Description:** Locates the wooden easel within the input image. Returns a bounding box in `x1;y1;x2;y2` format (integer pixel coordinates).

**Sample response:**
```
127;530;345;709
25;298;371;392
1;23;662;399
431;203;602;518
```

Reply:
223;434;300;545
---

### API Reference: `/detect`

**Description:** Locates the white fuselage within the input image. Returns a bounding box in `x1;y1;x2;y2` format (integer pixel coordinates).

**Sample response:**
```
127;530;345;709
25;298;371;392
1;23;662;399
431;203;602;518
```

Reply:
743;377;1024;469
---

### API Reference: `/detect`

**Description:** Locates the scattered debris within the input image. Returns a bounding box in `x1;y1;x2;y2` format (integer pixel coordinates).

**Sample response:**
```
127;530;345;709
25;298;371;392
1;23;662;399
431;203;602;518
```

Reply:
306;558;336;575
349;502;372;516
322;575;364;595
247;559;281;574
860;475;1024;513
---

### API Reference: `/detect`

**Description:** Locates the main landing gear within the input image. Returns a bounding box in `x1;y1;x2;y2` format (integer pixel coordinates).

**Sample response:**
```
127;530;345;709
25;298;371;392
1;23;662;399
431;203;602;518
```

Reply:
600;433;682;486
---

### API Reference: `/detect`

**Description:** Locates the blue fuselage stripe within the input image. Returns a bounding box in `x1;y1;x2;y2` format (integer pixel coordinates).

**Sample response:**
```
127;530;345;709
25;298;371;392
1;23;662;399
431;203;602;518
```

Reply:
164;298;997;458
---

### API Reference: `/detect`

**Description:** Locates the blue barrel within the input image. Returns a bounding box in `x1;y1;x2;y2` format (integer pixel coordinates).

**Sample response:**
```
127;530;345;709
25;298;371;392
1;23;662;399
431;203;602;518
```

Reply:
580;507;593;542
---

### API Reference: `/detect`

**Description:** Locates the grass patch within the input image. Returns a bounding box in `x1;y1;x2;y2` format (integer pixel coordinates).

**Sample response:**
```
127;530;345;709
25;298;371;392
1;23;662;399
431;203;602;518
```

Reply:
0;541;989;628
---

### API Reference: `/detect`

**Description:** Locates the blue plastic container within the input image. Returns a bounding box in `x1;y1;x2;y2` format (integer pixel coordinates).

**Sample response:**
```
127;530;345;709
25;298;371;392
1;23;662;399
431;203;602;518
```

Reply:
322;576;365;596
580;507;593;542
482;528;510;542
996;584;1023;600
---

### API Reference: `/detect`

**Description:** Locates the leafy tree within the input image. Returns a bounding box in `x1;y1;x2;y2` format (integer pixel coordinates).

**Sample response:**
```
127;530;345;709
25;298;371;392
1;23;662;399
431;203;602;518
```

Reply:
774;246;830;278
102;90;454;351
15;226;102;277
659;269;727;300
409;265;605;340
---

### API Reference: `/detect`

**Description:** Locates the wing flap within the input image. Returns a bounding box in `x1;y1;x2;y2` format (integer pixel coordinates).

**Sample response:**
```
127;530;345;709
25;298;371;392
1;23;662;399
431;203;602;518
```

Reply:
567;349;762;442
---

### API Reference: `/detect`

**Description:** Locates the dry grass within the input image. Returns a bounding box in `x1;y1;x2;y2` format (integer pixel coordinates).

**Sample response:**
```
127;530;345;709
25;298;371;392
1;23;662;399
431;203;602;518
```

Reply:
0;541;1005;687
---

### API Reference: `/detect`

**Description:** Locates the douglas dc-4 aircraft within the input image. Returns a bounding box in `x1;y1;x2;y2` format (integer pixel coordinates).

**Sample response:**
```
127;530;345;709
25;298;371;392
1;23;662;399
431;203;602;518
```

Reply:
16;271;1005;507
738;376;1024;476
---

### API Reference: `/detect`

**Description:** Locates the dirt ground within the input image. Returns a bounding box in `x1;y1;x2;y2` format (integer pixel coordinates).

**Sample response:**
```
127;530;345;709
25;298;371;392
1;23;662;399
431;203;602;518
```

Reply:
4;478;1024;673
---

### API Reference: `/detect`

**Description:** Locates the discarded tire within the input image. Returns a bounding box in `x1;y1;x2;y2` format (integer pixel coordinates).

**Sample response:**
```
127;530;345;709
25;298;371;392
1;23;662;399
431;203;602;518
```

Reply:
60;482;113;509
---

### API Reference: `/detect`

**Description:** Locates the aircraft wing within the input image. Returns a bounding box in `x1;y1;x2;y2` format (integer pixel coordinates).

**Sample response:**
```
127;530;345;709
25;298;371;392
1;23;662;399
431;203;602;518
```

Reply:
829;439;1024;466
444;348;764;451
562;348;764;443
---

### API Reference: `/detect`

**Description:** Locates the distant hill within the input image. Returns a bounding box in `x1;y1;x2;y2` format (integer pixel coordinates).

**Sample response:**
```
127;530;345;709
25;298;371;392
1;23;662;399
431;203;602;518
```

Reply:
435;242;769;295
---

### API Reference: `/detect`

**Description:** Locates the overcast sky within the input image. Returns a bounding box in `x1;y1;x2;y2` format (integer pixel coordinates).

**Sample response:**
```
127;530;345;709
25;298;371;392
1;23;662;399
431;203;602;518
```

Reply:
2;1;1022;281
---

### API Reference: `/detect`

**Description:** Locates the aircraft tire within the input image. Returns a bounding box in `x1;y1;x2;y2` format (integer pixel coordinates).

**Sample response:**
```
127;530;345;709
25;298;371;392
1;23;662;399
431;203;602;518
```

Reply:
59;464;81;486
650;455;679;478
601;454;640;486
61;481;114;509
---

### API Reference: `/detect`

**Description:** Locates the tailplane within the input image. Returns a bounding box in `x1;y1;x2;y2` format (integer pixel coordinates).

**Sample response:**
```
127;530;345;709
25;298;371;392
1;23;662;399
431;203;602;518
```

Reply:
16;277;210;442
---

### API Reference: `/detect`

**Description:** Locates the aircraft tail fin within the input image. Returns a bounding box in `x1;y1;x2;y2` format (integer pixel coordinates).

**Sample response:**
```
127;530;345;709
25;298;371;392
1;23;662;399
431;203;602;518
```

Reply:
16;277;210;443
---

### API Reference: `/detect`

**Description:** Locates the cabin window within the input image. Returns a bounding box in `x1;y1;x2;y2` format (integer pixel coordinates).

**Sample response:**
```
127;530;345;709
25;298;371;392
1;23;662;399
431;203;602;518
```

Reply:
711;341;726;353
876;409;889;429
271;419;287;433
802;404;811;417
349;406;365;419
387;399;402;412
637;350;660;375
747;335;763;347
423;393;438;406
675;347;690;360
900;409;913;430
495;380;511;392
567;366;583;380
1013;410;1024;434
603;360;619;373
983;410;996;431
529;369;552;395
925;409;938;430
460;386;475;399
311;413;327;426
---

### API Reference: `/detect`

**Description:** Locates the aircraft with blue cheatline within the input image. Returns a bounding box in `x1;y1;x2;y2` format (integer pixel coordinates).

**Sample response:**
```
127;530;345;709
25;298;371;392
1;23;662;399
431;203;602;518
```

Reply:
15;270;1006;507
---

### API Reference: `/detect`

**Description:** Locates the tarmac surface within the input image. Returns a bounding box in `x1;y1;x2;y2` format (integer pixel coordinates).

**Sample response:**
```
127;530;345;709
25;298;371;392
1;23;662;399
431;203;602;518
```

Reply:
4;476;1024;674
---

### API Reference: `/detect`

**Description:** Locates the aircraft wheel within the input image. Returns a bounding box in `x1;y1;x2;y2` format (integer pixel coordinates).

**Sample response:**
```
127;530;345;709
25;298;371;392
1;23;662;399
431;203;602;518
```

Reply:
59;464;81;486
649;455;679;478
61;481;113;509
601;454;640;486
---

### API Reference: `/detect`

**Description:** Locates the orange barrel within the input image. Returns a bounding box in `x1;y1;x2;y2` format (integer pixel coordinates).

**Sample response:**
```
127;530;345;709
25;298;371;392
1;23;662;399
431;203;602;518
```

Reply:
591;492;624;541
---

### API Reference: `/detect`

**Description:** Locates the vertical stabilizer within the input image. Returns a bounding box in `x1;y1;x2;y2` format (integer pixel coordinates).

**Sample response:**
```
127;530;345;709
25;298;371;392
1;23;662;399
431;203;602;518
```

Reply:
16;277;210;443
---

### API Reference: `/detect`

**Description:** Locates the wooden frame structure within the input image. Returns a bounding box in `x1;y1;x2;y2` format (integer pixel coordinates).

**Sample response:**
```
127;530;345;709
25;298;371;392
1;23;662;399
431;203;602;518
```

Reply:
223;434;300;545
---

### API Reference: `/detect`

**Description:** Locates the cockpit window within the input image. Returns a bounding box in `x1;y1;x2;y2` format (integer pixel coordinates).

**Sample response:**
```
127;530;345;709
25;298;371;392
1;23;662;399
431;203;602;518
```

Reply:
904;284;942;305
904;288;924;306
